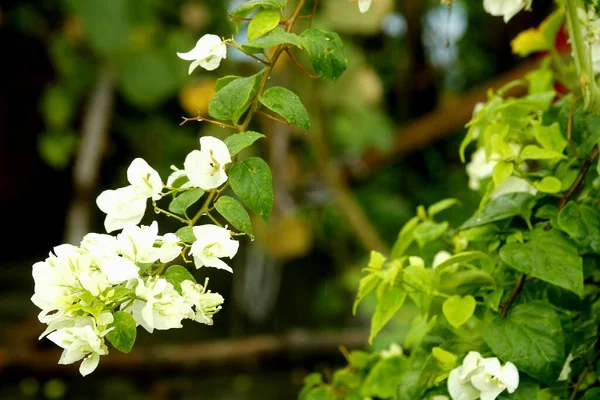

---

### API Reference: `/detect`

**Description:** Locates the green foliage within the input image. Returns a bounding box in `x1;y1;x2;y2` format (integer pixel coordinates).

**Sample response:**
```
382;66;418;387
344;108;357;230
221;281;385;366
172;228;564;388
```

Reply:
499;229;584;297
168;188;204;215
484;303;565;384
244;28;305;52
208;69;265;124
163;265;196;294
300;28;347;81
214;195;254;238
259;86;311;130
223;131;265;156
106;311;137;353
247;10;280;41
229;157;274;221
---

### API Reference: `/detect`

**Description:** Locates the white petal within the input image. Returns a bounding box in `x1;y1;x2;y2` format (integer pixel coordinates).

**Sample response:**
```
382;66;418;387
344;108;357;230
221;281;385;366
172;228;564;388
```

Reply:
184;150;221;190
448;367;481;400
188;59;202;75
104;213;144;234
79;353;100;376
126;158;162;199
500;362;519;393
200;136;232;165
198;255;233;272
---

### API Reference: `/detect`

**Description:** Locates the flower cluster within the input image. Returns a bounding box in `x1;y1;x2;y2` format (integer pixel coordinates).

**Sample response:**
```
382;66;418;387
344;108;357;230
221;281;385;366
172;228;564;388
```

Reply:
448;351;519;400
32;136;239;375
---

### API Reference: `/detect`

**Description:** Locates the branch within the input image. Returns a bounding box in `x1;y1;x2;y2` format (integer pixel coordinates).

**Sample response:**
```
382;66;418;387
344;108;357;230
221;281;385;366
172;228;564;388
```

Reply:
64;67;115;245
1;329;367;373
499;273;525;318
350;59;539;178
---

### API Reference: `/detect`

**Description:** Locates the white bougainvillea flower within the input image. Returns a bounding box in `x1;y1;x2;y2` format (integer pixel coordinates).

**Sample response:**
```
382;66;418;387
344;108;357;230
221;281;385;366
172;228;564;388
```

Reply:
127;158;163;200
466;148;497;191
158;233;183;263
448;351;485;400
47;314;113;376
79;233;139;284
96;185;148;233
117;222;161;264
181;280;224;325
190;225;239;272
483;0;532;23
177;34;227;73
448;352;519;400
125;277;190;333
184;136;232;190
471;357;519;399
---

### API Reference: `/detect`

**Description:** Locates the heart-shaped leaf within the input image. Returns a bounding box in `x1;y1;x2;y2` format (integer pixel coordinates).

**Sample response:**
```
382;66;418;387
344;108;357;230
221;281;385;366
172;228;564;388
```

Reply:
442;295;476;328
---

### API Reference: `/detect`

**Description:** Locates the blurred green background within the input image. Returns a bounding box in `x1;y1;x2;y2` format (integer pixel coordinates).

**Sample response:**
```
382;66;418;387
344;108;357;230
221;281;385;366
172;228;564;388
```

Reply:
0;0;550;398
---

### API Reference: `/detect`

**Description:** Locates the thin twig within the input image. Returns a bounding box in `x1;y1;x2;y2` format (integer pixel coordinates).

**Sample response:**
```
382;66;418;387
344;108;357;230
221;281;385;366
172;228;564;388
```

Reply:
224;42;271;65
567;98;580;157
500;273;525;318
559;145;599;210
180;115;237;130
285;48;319;79
258;110;289;125
309;0;319;27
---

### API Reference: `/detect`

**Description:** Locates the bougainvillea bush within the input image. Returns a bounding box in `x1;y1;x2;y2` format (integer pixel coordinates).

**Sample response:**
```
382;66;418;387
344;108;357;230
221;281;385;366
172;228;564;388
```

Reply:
31;0;600;399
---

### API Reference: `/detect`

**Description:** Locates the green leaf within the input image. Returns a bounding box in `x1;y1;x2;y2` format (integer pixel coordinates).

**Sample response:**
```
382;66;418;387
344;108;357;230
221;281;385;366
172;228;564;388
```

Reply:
427;198;460;217
163;265;196;294
348;350;372;369
536;123;567;153
369;285;407;344
499;229;583;297
224;131;265;156
433;251;492;272
300;28;347;80
413;220;449;247
519;144;565;161
493;161;514;187
208;69;265;124
259;86;311;130
244;27;305;51
353;274;379;315
484;302;565;384
558;203;600;253
106;311;137;353
533;176;562;193
390;216;420;259
247;9;280;41
460;193;536;229
215;75;241;92
439;270;496;294
230;0;286;19
38;130;78;169
214;195;254;238
229;157;274;221
175;226;195;243
303;386;336;400
361;356;408;398
442;295;476;328
168;188;204;215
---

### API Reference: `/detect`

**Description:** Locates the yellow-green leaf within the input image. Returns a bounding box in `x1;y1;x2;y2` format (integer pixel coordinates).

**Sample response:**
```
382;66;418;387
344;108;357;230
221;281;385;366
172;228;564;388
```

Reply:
442;295;476;328
247;9;281;41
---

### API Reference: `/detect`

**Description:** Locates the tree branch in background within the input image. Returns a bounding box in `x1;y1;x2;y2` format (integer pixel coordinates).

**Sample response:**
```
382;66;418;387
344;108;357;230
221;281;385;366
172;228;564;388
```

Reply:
64;67;115;245
351;59;540;179
0;329;367;373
